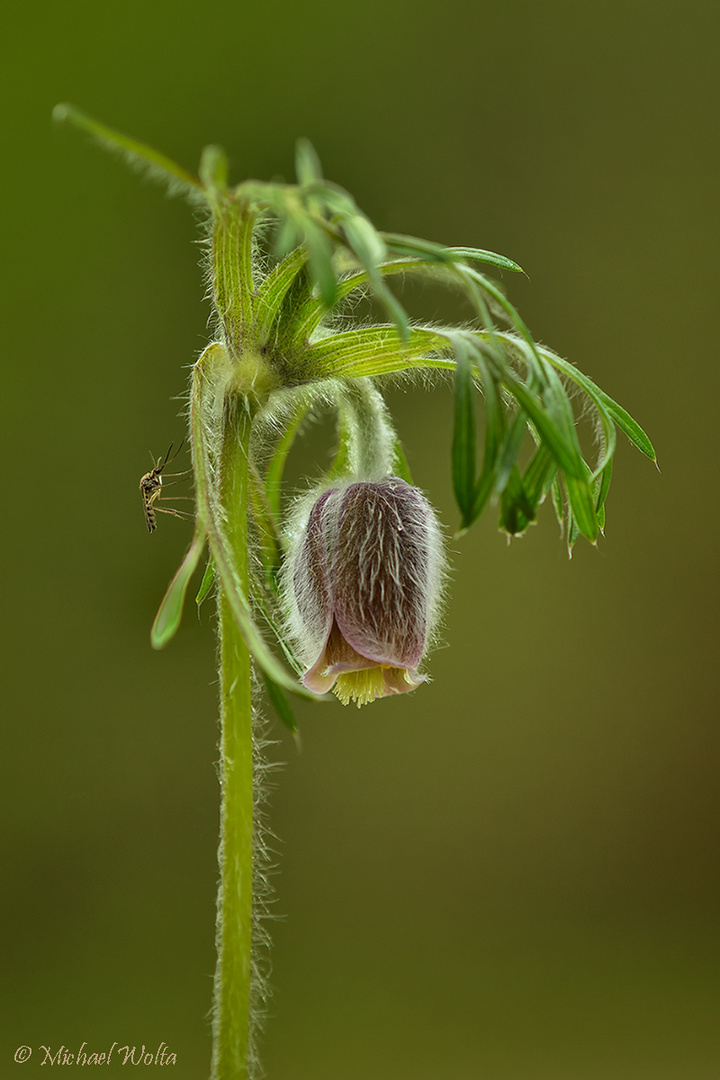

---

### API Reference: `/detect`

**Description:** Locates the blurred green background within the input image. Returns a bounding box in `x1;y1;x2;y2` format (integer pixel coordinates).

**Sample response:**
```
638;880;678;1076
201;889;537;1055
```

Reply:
2;1;719;1077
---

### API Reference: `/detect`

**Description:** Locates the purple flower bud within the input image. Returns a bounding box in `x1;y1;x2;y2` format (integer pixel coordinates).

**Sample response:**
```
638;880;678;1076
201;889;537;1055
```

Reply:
284;477;445;707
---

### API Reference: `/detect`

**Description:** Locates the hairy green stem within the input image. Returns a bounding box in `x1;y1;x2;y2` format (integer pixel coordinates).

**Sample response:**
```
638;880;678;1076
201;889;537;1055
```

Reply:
336;377;396;479
212;396;254;1080
211;202;257;354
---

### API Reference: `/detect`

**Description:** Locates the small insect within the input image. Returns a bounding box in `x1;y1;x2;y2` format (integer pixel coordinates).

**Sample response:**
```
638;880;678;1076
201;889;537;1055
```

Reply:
139;441;192;533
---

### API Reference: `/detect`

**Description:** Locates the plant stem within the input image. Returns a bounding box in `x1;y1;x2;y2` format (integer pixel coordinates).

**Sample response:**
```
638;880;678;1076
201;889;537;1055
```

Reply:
211;202;258;355
212;395;254;1080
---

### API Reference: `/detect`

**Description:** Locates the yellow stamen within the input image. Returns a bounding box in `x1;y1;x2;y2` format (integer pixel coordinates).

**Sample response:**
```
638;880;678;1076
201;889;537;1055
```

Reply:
333;667;387;708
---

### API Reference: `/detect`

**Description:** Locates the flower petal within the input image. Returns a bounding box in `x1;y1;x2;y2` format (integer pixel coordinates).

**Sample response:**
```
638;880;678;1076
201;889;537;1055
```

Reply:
382;666;427;696
333;479;436;669
289;489;336;667
302;618;378;693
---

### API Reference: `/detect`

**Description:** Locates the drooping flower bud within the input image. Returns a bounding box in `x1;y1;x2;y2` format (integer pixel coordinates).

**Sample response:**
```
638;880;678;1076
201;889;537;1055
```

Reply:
283;477;445;707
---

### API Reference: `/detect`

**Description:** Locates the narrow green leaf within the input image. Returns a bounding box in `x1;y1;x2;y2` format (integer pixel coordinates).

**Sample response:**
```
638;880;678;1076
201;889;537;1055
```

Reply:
249;578;306;678
449;247;523;273
465;269;545;369
261;671;298;733
564;472;599;542
382;232;522;273
452;265;497;331
307;351;428;380
567;504;581;553
340;213;387;269
291;255;458;346
468;347;506;521
602;398;657;461
533;345;656;462
274;216;301;258
295;138;324;186
196;555;216;607
476;357;505;461
500;372;584;478
521;342;618;482
302;179;358;218
335;214;409;340
495;408;530;495
551;476;565;533
375;284;410;342
469;472;496;526
296;253;467;344
151;525;207;649
523;444;557;512
53;104;204;201
199;144;229;192
499;467;536;536
594;455;613;519
303;219;337;307
255;248;312;345
452;337;477;524
265;395;311;519
302;325;445;381
585;394;617;483
537;362;596;481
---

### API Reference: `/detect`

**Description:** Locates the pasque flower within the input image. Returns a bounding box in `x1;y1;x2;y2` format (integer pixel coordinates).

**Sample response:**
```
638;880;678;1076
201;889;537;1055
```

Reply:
56;105;658;1080
285;477;445;707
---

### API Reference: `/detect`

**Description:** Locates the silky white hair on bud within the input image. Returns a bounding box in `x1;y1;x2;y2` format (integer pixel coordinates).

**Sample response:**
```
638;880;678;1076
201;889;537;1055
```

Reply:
281;477;447;691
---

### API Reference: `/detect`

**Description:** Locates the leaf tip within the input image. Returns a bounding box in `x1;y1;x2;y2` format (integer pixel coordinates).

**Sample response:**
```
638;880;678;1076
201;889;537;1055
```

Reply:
150;622;171;651
295;137;324;185
199;144;229;191
52;102;72;124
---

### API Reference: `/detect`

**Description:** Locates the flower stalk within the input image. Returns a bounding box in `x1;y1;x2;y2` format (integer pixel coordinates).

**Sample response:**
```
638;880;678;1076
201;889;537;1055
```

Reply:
213;396;254;1080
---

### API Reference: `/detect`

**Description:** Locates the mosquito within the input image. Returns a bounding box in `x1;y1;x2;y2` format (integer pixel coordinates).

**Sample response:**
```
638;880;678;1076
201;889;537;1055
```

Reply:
139;441;193;533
